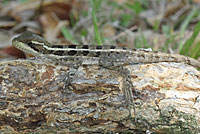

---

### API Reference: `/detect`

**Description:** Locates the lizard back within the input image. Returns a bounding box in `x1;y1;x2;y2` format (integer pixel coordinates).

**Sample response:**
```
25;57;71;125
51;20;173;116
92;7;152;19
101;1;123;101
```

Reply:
12;31;200;68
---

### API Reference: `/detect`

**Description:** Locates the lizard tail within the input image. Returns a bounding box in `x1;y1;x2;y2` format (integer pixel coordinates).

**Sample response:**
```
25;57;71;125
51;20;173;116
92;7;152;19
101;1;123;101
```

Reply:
131;51;200;68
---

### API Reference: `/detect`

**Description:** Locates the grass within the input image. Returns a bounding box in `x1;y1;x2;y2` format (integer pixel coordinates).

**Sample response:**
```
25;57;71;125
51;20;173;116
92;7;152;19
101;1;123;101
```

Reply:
2;0;200;59
61;26;78;44
19;0;30;3
89;0;103;45
179;7;198;52
180;21;200;58
62;0;104;45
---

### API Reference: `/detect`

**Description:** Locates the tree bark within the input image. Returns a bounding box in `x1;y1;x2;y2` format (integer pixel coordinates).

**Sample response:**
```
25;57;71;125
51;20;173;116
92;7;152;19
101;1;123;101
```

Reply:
0;58;199;133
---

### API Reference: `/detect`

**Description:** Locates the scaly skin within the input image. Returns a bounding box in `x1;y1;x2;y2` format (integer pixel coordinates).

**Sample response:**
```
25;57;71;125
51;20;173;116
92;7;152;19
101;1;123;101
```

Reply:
12;31;200;68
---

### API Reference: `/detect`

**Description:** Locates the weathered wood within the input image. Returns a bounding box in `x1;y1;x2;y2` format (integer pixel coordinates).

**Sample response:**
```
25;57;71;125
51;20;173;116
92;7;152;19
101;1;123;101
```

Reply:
0;58;200;133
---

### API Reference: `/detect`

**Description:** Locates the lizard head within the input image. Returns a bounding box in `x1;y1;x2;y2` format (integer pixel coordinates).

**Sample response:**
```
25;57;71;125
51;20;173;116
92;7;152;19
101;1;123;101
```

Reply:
12;31;52;56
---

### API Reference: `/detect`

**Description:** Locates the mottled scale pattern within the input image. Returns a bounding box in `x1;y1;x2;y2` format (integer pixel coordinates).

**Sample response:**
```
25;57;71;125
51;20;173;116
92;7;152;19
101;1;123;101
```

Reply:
49;45;132;57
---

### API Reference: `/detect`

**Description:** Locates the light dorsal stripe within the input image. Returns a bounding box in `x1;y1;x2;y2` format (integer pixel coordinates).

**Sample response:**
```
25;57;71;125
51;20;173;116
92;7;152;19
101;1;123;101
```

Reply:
43;45;133;53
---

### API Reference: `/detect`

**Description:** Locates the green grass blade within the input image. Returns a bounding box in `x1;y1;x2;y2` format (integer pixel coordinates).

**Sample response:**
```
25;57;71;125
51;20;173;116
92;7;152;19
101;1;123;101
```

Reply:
180;21;200;56
19;0;29;3
190;42;200;59
89;0;103;45
180;8;197;35
61;26;78;44
179;7;197;51
125;1;144;14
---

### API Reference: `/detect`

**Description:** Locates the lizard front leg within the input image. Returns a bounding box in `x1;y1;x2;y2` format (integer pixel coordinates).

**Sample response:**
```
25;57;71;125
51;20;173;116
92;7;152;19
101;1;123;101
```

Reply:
62;60;83;92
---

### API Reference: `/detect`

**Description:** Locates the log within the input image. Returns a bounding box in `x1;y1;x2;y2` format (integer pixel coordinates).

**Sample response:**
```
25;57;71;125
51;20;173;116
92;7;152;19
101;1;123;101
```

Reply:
0;58;200;133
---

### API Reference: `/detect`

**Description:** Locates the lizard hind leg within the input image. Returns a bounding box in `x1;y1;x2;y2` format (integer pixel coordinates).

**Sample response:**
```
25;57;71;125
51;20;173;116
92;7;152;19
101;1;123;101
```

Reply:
99;54;137;120
120;67;136;119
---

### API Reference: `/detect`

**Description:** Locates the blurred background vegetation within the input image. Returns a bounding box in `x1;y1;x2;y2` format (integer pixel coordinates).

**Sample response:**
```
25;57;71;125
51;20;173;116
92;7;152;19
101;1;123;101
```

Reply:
0;0;200;59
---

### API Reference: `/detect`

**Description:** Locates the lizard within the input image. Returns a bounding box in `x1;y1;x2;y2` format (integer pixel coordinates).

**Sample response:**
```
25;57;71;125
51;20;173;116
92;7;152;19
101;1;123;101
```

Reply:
12;31;200;68
12;31;200;120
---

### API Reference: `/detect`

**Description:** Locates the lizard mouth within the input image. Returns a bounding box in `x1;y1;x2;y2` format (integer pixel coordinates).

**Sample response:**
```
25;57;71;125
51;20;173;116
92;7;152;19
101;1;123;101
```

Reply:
12;39;39;56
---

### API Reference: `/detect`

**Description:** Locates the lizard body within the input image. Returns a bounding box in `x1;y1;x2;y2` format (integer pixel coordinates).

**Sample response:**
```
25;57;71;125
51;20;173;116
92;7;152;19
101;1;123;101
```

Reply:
12;31;200;68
